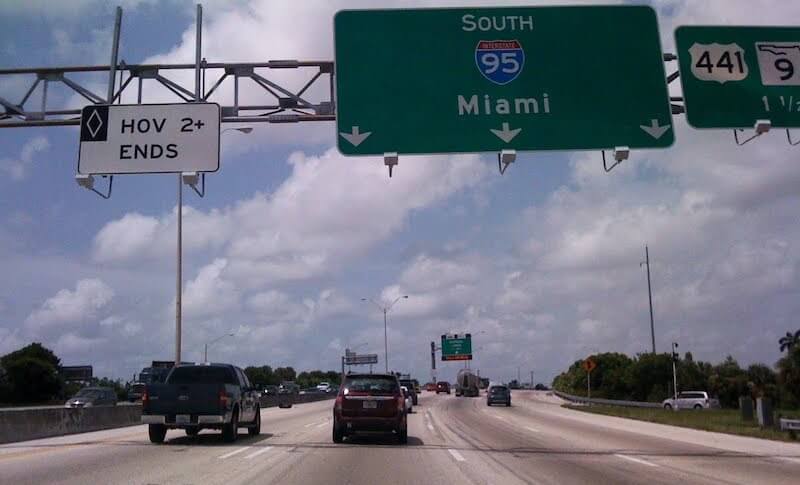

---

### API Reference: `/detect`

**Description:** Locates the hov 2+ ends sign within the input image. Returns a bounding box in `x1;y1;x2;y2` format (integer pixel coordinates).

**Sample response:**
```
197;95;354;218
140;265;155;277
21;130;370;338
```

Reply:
334;6;674;156
676;26;800;128
78;103;220;174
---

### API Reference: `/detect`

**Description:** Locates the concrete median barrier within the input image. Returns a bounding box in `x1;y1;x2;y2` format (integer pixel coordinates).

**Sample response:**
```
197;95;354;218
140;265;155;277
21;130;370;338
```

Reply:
0;404;142;444
0;393;335;444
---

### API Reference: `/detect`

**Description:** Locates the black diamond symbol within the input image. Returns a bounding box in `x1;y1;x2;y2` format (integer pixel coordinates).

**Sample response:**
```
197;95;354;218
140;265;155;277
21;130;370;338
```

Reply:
87;109;103;138
80;105;108;142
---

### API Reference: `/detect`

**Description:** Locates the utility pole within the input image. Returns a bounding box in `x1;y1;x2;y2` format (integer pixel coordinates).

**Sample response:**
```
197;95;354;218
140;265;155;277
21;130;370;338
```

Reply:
671;342;679;400
517;366;520;385
531;370;534;389
641;245;656;353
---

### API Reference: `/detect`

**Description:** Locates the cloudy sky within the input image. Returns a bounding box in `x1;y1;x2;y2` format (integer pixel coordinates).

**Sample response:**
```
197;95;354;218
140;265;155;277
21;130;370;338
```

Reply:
1;0;799;385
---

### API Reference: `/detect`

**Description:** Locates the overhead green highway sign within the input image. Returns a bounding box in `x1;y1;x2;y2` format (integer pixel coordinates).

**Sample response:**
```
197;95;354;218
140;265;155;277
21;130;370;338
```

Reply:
441;333;472;361
676;26;800;128
334;6;674;156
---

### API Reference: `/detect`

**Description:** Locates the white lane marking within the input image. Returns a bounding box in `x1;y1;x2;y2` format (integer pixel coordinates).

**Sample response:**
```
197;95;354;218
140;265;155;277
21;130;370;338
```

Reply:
315;421;329;428
219;446;251;459
244;446;273;459
427;423;435;431
614;454;659;468
525;426;540;433
305;420;326;428
448;449;466;462
778;457;800;464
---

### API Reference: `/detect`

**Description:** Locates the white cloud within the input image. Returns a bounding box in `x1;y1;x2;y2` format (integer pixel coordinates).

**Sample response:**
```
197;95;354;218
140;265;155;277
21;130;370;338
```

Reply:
0;136;49;181
181;259;240;319
93;147;487;287
25;279;114;330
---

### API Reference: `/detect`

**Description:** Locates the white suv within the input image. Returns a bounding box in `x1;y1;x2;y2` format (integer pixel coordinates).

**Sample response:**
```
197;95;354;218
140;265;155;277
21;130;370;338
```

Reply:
316;382;331;393
662;391;720;410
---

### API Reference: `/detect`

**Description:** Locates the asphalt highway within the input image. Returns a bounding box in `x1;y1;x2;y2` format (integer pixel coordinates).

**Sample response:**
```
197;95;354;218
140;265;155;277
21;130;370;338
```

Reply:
1;391;798;484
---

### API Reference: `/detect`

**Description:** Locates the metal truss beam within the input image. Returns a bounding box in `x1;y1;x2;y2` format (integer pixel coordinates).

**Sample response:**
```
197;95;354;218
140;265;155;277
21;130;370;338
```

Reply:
0;60;335;128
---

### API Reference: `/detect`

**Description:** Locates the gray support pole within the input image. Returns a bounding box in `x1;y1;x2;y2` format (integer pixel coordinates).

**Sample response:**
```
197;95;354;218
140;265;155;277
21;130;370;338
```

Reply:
383;308;389;373
108;6;122;103
195;4;202;102
645;245;656;353
176;174;183;365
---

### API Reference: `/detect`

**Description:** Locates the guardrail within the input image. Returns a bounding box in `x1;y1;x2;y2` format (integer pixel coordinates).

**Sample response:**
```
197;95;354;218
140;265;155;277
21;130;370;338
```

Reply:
780;418;800;431
0;392;334;444
553;390;663;408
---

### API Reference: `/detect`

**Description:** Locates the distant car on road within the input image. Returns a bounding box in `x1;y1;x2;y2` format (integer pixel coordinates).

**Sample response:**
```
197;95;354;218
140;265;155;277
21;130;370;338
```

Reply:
399;378;418;405
425;382;436;392
141;363;261;443
332;373;408;444
436;381;451;394
262;385;278;396
278;381;299;408
662;391;720;410
486;384;511;407
127;382;146;402
65;387;118;408
400;386;414;413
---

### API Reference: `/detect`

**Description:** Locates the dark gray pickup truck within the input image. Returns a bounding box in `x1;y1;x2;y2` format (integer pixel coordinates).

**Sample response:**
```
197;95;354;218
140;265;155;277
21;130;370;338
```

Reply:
141;363;261;443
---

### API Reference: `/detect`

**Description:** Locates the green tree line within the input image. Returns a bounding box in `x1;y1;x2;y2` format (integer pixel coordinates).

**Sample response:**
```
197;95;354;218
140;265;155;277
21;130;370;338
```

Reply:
0;342;342;405
243;365;341;389
552;345;800;409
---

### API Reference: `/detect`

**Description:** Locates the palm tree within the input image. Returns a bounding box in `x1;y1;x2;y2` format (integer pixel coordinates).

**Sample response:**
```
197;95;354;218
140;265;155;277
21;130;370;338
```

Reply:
779;330;800;353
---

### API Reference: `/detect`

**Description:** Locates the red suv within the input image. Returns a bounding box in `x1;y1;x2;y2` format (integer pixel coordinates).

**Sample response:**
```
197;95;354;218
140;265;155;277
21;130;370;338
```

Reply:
333;373;408;444
436;381;451;394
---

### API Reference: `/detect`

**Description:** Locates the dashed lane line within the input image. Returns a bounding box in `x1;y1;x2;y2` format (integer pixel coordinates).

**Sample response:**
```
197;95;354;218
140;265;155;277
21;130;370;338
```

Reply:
613;454;659;468
777;457;800;465
427;424;435;431
219;447;251;459
244;446;273;459
525;426;540;433
448;449;466;462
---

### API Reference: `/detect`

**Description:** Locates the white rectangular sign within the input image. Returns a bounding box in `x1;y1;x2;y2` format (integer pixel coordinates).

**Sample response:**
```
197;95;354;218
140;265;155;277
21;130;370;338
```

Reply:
78;103;220;174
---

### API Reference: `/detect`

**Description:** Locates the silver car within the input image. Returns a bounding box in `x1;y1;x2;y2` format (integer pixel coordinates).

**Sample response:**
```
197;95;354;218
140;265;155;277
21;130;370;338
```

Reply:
662;391;720;410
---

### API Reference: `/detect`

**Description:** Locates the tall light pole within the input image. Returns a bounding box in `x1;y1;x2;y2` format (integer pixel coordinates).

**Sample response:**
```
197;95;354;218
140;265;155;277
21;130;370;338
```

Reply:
174;126;252;364
671;342;679;400
362;295;408;373
204;332;234;362
640;245;656;354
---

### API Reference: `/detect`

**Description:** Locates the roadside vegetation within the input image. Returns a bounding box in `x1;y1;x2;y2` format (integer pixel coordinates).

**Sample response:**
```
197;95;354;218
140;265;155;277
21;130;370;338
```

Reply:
552;332;800;410
565;405;797;442
0;341;341;406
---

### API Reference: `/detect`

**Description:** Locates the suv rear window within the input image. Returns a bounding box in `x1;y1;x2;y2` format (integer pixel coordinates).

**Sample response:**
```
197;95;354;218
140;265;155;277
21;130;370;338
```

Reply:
345;375;399;394
167;366;238;385
490;386;508;394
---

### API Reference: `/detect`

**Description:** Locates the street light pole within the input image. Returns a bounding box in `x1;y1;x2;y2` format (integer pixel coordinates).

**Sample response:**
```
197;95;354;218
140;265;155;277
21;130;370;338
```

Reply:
174;126;252;365
672;342;679;400
204;333;234;362
641;245;656;354
362;296;408;373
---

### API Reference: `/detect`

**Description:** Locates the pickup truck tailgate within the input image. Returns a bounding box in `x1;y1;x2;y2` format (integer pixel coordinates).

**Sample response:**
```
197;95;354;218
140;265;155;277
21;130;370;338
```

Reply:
145;383;223;416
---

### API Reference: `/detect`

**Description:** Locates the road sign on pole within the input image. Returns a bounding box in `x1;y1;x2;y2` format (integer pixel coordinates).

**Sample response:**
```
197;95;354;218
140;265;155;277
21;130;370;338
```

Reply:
334;6;673;156
78;103;220;174
582;358;597;373
441;333;473;361
676;26;800;128
345;353;379;365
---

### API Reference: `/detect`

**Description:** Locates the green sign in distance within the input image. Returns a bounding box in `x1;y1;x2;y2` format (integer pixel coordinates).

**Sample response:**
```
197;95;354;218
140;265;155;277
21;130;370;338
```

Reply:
676;26;800;128
441;334;472;361
334;6;674;156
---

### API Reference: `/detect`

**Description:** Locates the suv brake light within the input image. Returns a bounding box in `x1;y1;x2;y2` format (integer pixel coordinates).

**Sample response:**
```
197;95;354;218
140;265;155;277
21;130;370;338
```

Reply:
141;388;149;404
219;390;230;408
335;394;343;410
397;395;404;411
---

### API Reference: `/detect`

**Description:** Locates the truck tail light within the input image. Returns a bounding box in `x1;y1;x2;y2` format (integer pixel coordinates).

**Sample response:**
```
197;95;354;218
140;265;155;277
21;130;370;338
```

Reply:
397;395;405;411
219;390;230;407
141;388;149;404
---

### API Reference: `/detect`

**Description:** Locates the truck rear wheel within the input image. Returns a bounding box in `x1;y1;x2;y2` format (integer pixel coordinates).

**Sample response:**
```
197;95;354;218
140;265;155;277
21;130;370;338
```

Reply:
248;408;261;436
222;411;239;443
148;424;167;444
